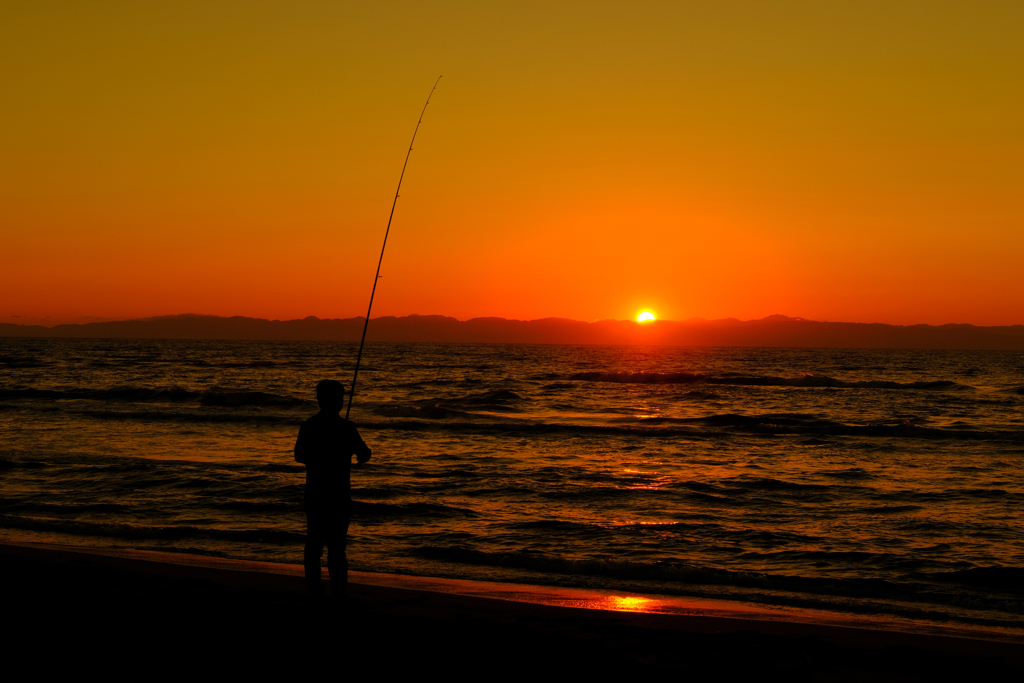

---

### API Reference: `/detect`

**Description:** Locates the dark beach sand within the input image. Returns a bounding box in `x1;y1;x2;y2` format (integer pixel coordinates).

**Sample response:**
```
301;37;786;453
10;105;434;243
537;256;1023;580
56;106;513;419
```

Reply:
3;540;1021;680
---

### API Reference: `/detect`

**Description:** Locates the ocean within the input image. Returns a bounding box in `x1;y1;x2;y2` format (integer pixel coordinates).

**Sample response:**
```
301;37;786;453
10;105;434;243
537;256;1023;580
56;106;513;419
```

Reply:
2;338;1023;632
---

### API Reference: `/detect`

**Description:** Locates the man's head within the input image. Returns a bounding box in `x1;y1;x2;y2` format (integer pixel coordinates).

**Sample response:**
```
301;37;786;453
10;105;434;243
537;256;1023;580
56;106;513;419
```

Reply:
316;379;346;413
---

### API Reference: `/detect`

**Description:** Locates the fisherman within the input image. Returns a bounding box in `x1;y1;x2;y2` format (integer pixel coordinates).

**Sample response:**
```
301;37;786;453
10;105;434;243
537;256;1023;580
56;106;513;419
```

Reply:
295;379;371;600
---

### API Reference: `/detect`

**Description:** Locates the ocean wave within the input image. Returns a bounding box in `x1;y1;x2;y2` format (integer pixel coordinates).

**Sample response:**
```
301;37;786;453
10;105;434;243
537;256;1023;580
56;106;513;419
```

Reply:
352;501;480;520
540;486;653;501
505;519;616;538
870;488;1024;504
680;390;720;400
371;389;527;419
509;519;597;531
256;463;306;474
719;477;833;493
188;360;282;368
410;545;1024;614
372;404;463;419
687;413;844;428
0;386;199;402
0;385;305;408
198;389;304;407
440;389;528;412
849;505;924;514
0;514;303;544
0;355;48;368
460;486;537;498
0;501;130;514
10;402;1021;442
0;458;48;470
570;372;969;391
409;469;480;479
819;468;872;479
75;409;302;425
360;418;1024;441
351;487;402;499
934;566;1024;592
211;500;293;513
798;438;841;447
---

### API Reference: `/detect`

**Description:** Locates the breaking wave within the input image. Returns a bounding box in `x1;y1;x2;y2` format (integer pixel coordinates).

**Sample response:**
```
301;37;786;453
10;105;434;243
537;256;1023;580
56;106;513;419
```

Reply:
353;501;480;520
570;372;968;391
372;389;527;419
411;545;1024;621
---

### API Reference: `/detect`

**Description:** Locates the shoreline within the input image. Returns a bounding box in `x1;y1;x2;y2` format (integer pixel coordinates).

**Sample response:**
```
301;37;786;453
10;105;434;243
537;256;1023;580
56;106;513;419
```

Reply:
3;540;1022;652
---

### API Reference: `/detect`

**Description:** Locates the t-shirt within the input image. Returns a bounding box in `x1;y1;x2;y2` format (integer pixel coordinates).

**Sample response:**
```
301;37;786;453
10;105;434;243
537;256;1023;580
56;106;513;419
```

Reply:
294;411;371;502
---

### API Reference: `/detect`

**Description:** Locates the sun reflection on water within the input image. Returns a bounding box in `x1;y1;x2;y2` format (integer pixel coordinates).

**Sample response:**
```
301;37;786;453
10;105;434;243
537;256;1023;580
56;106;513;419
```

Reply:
603;596;656;613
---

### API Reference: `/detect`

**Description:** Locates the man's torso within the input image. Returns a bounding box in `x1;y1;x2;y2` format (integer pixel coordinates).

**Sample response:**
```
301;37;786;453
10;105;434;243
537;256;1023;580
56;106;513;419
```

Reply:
295;412;364;502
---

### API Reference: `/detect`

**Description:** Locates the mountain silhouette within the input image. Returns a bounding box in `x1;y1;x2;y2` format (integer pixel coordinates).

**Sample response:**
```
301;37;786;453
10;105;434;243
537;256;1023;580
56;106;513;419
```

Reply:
3;313;1024;350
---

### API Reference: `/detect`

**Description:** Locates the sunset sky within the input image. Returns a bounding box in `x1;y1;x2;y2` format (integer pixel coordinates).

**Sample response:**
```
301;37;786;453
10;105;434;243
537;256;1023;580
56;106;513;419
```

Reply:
3;1;1022;326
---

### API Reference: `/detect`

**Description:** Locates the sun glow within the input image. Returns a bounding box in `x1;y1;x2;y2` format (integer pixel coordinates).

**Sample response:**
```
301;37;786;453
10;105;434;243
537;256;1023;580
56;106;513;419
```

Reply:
637;311;655;322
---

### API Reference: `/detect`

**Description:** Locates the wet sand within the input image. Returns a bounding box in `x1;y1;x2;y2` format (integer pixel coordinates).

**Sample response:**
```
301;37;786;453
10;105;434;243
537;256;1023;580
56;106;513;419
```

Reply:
3;540;1022;680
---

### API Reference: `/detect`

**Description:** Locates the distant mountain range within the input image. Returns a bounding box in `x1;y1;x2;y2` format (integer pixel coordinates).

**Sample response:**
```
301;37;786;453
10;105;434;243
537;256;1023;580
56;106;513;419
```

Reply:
3;313;1024;350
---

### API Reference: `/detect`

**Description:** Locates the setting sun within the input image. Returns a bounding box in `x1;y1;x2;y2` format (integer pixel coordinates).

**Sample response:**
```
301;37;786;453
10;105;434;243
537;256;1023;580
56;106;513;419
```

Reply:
637;312;656;322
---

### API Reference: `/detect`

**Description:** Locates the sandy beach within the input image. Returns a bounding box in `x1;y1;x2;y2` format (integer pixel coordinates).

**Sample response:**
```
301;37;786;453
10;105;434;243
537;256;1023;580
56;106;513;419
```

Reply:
3;540;1021;680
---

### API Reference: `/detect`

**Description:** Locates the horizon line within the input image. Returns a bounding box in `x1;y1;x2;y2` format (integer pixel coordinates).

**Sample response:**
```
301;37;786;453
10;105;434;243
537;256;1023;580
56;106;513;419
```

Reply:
4;312;1024;330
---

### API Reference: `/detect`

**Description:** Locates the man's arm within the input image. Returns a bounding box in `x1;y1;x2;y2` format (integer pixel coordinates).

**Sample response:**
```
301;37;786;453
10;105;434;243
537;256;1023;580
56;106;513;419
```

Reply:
294;423;309;464
349;424;372;464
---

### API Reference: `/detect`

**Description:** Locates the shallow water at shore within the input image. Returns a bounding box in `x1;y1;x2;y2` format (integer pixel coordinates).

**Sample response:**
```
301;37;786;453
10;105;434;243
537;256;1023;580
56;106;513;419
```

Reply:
1;338;1023;629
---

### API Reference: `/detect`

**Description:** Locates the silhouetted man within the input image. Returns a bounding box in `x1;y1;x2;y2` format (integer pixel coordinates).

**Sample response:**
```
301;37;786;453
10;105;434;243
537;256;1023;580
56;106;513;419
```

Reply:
295;379;371;600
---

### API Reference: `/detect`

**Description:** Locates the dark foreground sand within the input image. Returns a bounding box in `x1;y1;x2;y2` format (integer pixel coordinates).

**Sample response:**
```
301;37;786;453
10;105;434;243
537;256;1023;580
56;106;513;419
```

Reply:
3;541;1022;681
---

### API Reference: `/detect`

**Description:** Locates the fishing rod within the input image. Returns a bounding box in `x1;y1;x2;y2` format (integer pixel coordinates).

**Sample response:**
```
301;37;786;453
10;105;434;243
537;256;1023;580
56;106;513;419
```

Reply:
346;76;442;420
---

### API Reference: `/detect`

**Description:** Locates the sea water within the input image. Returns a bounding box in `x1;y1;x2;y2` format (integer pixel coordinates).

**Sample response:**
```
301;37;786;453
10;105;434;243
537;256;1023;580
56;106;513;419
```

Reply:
1;338;1023;629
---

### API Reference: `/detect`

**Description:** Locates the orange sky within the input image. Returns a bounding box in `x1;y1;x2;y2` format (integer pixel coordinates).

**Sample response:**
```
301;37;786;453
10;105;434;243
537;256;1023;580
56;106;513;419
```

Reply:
2;1;1022;326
